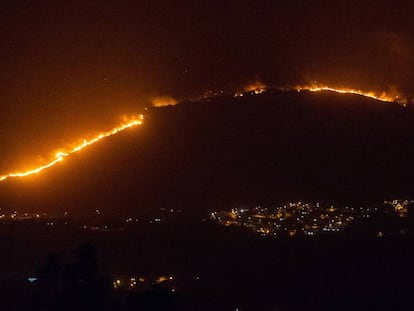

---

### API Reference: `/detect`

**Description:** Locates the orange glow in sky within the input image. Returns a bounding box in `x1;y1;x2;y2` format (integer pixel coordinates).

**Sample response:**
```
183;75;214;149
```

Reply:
0;115;144;182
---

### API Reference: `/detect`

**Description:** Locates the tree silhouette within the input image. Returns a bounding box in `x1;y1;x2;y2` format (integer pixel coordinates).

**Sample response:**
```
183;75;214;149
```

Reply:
30;243;115;311
30;243;178;310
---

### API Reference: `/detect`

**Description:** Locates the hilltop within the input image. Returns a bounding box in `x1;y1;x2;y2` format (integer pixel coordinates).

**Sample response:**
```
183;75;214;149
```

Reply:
1;89;413;217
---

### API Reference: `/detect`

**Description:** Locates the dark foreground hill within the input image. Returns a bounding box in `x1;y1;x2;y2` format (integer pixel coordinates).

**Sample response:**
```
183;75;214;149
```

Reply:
1;89;414;217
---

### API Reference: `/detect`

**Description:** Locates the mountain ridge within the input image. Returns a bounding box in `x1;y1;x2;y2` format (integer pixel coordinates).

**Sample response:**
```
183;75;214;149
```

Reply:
1;89;413;217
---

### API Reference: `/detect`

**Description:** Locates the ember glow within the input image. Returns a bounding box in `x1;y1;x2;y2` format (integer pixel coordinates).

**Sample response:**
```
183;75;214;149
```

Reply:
151;96;178;107
0;115;144;182
244;81;267;94
295;85;406;106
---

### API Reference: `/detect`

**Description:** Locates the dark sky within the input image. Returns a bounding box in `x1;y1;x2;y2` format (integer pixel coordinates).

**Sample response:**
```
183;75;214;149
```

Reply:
1;0;414;172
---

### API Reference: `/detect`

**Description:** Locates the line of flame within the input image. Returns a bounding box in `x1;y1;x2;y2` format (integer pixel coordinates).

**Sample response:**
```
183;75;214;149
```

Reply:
0;83;405;183
0;115;144;182
232;82;406;105
295;85;400;103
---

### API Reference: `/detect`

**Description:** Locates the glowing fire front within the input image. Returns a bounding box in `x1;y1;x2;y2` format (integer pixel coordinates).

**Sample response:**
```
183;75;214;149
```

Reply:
295;85;406;106
0;83;407;183
0;115;144;182
232;81;406;105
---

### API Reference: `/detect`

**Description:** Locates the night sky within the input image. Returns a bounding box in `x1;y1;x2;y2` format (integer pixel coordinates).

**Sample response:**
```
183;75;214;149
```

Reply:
1;1;414;171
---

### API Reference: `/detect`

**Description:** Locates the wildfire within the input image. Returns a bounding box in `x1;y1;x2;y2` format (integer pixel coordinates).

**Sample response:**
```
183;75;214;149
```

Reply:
151;96;178;107
233;81;406;105
0;115;144;182
233;81;267;98
0;82;407;183
244;81;267;94
295;85;406;105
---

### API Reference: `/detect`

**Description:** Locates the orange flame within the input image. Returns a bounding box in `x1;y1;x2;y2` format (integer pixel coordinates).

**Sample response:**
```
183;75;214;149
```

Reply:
0;115;144;182
244;81;267;94
295;85;406;105
151;96;178;107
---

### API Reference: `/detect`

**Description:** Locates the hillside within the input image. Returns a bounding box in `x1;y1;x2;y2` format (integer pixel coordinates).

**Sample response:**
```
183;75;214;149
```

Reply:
1;89;413;217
